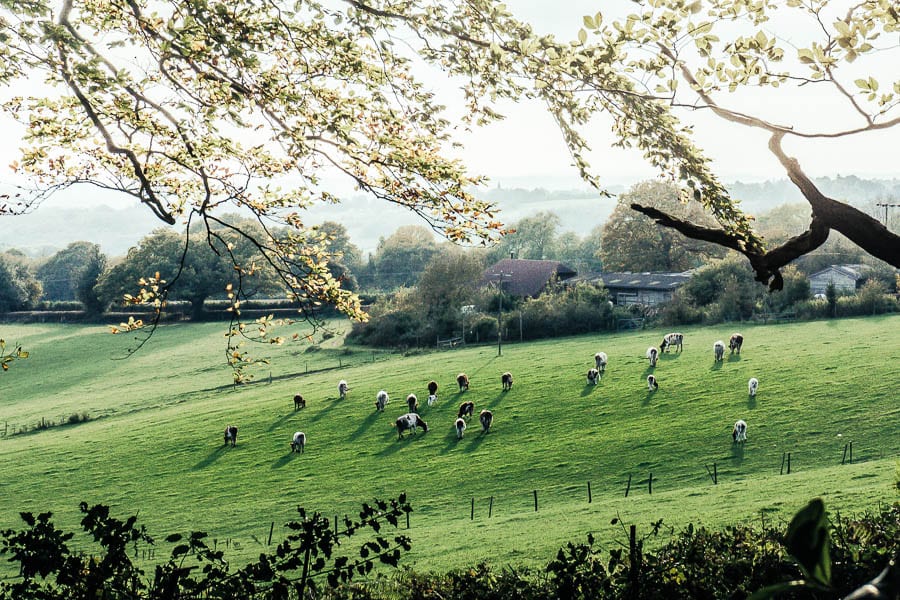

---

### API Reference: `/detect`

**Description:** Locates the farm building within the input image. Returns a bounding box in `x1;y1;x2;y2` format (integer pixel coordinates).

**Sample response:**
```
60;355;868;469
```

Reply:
568;271;693;306
479;258;577;298
808;264;870;295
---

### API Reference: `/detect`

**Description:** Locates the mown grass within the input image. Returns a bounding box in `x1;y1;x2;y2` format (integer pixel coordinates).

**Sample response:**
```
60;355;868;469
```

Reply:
0;316;897;574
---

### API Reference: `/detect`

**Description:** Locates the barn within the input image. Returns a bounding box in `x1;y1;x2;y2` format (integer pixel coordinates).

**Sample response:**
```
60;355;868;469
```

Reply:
569;271;692;306
479;258;577;298
808;264;869;295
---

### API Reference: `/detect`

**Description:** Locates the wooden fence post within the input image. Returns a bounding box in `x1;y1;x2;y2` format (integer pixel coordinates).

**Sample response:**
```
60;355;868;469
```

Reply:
625;474;632;497
406;511;410;529
787;452;792;474
267;522;274;546
533;490;538;512
713;463;718;485
648;472;653;495
489;496;493;518
780;452;786;475
587;481;592;503
849;441;853;464
842;443;848;465
471;498;474;520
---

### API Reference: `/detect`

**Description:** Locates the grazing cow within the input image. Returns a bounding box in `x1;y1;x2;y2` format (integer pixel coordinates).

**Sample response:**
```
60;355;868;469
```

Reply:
427;394;437;407
456;373;469;392
647;374;659;391
594;352;608;373
748;377;759;397
293;394;306;410
660;332;684;353
428;380;438;396
458;400;475;419
646;346;658;367
338;380;349;400
587;368;600;385
733;419;747;443
714;340;725;362
406;393;419;413
395;413;428;440
501;371;513;391
375;390;390;412
455;417;467;439
479;409;493;434
224;425;238;447
291;431;306;453
729;333;744;354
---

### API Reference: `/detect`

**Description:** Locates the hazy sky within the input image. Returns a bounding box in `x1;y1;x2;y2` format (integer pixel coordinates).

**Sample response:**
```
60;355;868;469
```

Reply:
1;0;897;235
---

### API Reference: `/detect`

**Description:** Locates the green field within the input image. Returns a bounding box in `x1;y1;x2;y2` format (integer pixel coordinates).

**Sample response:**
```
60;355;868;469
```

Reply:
0;316;898;574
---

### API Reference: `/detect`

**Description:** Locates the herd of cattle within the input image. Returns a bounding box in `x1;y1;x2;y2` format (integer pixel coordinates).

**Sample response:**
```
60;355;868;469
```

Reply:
223;331;757;453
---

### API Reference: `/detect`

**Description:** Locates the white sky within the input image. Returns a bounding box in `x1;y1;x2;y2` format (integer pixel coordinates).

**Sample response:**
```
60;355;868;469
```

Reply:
1;0;898;221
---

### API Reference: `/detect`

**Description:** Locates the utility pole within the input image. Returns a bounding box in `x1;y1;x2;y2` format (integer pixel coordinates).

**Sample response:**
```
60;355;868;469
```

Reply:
492;271;512;356
875;203;899;227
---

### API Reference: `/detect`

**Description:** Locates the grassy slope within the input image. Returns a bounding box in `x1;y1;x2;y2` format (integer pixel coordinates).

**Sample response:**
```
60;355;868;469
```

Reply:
0;316;897;573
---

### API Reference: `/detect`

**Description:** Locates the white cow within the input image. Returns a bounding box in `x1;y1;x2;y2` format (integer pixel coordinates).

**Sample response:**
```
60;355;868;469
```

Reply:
375;390;389;412
647;374;659;391
714;341;725;362
338;380;349;400
587;368;600;385
748;378;759;397
733;420;747;443
291;431;306;453
594;352;608;373
455;417;467;439
646;346;658;367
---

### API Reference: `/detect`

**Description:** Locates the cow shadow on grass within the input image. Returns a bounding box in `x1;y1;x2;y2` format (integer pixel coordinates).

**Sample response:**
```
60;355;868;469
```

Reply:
727;354;743;364
439;420;483;454
747;394;757;410
377;429;426;456
642;390;655;406
267;411;299;432
271;451;301;469
486;392;508;408
581;383;599;397
192;445;229;470
306;396;345;423
729;442;745;466
710;361;723;372
349;411;382;441
660;352;682;362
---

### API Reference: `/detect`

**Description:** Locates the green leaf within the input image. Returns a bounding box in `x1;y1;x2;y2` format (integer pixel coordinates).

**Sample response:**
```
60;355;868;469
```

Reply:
785;498;831;587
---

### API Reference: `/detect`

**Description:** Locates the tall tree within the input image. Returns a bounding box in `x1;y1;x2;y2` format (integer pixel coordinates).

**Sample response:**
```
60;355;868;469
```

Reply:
372;226;439;290
600;181;726;272
36;241;105;302
489;211;562;262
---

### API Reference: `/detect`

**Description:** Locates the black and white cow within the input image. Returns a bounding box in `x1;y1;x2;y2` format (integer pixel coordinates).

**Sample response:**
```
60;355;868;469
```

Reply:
729;333;744;354
748;377;759;397
713;340;725;362
647;374;659;391
406;393;419;413
338;380;349;400
456;373;470;392
375;390;390;412
733;419;747;443
479;409;493;434
501;372;513;391
646;346;658;367
291;431;306;453
455;417;467;439
587;368;600;385
458;400;475;419
660;332;684;353
594;352;608;373
224;425;238;447
293;394;306;410
395;413;428;440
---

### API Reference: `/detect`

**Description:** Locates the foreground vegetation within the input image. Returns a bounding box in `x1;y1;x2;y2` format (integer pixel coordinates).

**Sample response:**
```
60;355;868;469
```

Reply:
0;317;897;578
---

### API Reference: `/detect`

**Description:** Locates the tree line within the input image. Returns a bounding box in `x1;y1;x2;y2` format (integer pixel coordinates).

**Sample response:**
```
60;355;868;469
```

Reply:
2;182;897;337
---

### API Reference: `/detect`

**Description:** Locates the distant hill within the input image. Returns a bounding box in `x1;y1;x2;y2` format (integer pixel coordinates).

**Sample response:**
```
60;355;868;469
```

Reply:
1;176;896;258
